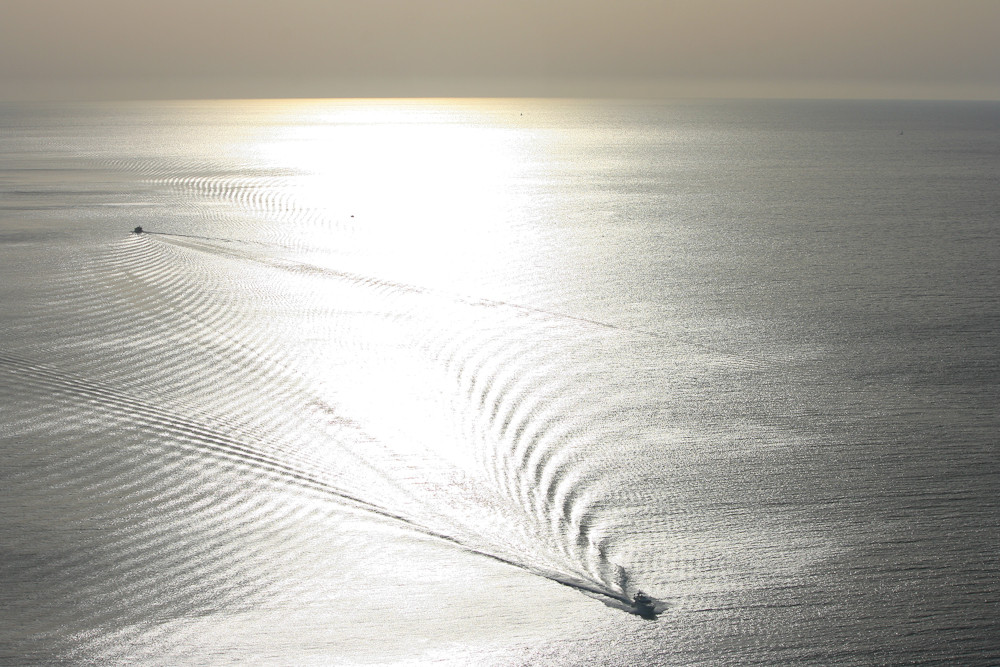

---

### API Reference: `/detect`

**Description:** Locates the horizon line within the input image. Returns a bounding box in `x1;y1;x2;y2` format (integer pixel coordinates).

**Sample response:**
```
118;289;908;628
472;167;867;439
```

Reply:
3;75;998;104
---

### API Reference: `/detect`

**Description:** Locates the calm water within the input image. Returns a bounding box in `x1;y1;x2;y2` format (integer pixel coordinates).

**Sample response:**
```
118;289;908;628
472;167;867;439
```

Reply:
1;98;998;665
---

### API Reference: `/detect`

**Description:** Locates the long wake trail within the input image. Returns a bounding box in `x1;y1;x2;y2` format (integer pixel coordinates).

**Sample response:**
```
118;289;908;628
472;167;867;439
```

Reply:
0;350;652;614
142;228;728;358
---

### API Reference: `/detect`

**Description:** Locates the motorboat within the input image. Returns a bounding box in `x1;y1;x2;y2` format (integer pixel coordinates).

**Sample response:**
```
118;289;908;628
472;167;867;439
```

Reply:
631;590;656;617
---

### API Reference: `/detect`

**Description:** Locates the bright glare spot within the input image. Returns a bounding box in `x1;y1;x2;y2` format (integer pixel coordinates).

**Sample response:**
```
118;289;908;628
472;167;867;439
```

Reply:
229;101;557;473
244;100;545;291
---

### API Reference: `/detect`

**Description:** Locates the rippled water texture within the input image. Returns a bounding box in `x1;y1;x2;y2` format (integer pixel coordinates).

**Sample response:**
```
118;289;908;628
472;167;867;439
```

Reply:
2;99;999;664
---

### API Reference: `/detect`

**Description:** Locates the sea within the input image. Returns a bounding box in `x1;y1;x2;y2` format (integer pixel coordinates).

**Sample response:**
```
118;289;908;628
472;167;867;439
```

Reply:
1;98;998;665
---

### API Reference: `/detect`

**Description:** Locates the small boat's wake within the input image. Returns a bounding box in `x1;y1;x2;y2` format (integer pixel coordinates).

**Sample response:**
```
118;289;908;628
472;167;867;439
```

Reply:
439;544;665;619
576;584;666;619
519;561;665;619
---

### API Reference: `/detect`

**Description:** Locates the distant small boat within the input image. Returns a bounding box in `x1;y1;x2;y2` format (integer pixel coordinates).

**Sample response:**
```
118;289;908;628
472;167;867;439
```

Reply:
133;226;143;234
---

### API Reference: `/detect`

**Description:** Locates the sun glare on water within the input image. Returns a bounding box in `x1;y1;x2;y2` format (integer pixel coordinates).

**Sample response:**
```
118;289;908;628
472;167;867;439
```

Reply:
244;99;547;293
215;100;566;489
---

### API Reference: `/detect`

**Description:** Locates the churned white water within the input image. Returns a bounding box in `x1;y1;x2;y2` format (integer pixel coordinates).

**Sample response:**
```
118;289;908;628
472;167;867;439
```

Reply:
1;98;998;665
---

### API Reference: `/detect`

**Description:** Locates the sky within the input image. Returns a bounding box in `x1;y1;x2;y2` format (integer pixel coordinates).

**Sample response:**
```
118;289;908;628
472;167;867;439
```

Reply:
2;0;999;101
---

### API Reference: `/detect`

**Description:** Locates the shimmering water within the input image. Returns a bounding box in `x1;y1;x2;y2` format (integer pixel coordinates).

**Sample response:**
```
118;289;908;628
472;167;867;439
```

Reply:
1;98;998;665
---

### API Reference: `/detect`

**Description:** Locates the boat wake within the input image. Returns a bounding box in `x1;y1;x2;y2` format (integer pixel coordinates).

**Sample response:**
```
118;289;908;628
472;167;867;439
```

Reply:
2;345;663;619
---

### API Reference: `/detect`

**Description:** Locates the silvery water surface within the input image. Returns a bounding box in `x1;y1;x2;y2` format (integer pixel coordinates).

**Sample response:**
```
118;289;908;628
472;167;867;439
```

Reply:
1;98;998;665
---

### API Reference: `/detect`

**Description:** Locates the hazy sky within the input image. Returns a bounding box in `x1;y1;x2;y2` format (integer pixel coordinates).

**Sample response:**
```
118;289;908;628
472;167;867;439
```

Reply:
2;0;999;100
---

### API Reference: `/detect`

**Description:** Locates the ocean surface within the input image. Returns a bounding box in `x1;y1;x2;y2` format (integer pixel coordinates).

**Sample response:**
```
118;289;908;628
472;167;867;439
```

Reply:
1;98;998;665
